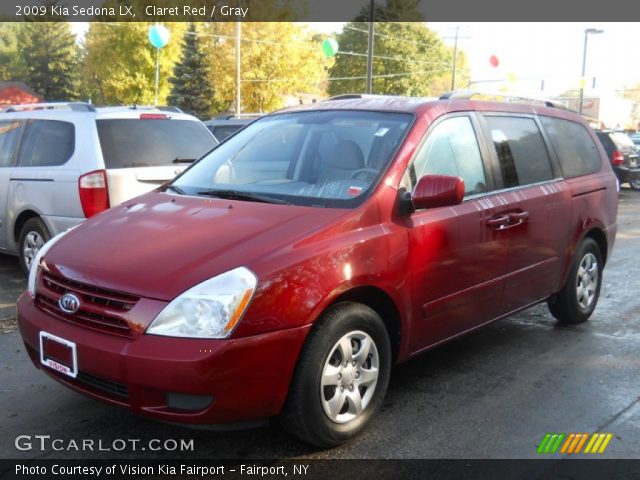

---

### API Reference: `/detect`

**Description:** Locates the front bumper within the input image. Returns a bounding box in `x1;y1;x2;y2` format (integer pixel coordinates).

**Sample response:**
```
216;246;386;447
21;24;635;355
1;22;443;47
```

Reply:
17;293;310;425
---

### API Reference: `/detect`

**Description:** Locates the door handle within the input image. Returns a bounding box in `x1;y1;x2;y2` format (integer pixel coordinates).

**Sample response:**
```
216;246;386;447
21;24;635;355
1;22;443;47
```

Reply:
508;211;529;227
486;215;510;229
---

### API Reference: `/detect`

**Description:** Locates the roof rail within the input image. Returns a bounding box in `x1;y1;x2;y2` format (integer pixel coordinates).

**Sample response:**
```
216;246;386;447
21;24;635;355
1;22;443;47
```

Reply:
127;105;183;113
439;90;570;110
327;94;367;101
2;102;96;113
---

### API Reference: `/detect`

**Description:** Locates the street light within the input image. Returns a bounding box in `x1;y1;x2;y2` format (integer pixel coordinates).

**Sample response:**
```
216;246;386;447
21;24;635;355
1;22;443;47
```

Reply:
579;28;603;115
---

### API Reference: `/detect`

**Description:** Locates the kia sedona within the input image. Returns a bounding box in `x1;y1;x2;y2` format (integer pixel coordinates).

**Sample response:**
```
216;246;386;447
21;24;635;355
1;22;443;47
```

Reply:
17;92;618;447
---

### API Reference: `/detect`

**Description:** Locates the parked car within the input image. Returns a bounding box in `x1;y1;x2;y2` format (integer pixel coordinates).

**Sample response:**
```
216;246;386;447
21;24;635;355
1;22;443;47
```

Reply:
0;102;218;274
595;130;640;190
629;132;640;153
17;93;618;447
204;114;256;142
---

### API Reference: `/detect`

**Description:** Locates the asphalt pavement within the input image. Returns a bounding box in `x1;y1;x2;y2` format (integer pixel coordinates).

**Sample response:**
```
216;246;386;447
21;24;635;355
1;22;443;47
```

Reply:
0;189;638;460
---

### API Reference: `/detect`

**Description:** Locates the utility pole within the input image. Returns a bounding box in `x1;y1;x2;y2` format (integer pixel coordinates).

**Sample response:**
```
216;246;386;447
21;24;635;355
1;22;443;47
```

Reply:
451;26;459;90
441;27;469;91
579;28;603;115
366;0;374;94
235;21;241;115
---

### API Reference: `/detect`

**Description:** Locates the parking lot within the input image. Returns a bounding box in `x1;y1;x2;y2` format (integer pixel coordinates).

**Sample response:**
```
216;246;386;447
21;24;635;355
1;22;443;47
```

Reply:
0;188;639;460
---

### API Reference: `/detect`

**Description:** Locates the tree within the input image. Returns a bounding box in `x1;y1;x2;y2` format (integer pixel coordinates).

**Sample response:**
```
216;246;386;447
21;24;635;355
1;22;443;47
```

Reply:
328;1;466;97
15;22;79;100
167;24;213;119
200;22;331;113
82;22;187;105
0;23;25;81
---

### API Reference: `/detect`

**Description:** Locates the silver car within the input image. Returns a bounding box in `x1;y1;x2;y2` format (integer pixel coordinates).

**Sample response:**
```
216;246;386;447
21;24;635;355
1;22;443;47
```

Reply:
0;102;217;274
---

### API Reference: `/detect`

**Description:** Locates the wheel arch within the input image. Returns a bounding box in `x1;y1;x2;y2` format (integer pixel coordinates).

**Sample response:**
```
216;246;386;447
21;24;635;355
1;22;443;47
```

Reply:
326;286;403;364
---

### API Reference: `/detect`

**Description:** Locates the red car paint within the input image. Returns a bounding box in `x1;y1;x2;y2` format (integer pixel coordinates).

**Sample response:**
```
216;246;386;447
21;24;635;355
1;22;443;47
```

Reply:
17;97;618;426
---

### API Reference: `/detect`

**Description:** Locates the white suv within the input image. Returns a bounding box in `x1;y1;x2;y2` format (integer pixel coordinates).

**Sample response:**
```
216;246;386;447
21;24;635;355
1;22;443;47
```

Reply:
0;102;217;274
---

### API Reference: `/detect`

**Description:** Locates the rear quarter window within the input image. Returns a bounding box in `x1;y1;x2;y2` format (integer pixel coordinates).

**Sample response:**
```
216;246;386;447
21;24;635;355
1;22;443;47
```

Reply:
540;117;601;178
18;120;74;167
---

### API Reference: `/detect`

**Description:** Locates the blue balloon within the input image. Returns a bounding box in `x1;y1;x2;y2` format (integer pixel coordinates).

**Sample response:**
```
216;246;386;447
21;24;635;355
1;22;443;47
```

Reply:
148;25;170;49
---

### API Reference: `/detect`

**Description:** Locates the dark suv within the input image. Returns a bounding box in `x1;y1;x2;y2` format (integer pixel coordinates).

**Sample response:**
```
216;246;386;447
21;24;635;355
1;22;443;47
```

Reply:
18;92;618;447
595;130;640;190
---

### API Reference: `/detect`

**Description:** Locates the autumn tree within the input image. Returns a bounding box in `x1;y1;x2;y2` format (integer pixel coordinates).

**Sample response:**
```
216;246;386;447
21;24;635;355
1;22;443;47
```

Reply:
82;22;186;105
14;22;80;100
200;22;331;113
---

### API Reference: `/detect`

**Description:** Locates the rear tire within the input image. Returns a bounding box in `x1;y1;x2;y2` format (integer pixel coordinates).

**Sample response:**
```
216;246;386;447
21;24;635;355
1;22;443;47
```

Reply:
548;238;602;324
629;179;640;191
280;302;391;448
18;217;51;277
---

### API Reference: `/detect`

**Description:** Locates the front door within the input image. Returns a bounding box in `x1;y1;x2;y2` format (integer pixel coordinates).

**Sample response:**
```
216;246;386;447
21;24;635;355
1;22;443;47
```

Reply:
403;115;509;352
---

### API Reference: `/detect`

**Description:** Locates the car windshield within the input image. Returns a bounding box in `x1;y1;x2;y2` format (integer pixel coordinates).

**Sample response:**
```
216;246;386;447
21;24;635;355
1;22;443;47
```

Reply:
173;110;413;208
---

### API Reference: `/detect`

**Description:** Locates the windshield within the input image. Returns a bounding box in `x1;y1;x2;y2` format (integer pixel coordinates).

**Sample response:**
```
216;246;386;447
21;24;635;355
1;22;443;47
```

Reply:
173;110;413;208
97;119;217;168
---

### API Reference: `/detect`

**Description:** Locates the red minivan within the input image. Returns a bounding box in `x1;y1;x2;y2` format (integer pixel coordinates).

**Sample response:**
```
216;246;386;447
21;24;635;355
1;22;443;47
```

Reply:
17;93;618;447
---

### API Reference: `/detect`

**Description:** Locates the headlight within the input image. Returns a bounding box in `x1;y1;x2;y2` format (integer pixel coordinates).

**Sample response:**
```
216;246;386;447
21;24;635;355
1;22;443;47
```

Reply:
146;267;258;339
27;228;74;297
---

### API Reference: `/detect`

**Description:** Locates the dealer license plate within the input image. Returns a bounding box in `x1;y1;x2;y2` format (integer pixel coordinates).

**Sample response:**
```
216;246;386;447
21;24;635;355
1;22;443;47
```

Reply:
39;331;77;378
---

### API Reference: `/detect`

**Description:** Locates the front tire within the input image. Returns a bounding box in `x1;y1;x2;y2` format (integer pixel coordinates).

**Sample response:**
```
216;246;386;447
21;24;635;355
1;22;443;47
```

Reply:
18;217;51;277
280;302;391;448
548;238;603;324
629;179;640;191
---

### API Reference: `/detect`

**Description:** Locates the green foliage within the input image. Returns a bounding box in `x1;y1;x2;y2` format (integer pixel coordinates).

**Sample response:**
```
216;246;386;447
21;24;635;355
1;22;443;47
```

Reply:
0;23;25;81
328;1;468;97
13;22;80;100
167;24;213;119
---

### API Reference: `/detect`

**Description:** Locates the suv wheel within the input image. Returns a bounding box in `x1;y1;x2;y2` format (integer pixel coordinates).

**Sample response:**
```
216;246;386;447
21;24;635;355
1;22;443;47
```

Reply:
18;218;51;276
548;238;603;324
280;302;391;447
629;179;640;191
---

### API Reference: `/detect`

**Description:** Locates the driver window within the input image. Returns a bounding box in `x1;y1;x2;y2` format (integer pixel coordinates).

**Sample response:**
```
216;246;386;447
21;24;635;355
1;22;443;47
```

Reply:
402;116;487;197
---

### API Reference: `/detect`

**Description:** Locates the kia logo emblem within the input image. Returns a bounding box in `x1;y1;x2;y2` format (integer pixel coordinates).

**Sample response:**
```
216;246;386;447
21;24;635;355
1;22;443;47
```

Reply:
58;293;81;314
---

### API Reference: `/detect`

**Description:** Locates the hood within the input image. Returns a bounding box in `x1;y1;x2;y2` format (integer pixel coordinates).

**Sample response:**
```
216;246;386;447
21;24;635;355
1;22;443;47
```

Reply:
44;191;348;300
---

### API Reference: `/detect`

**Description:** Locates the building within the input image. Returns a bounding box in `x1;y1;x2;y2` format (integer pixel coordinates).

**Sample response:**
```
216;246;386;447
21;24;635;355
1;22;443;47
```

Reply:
0;81;42;106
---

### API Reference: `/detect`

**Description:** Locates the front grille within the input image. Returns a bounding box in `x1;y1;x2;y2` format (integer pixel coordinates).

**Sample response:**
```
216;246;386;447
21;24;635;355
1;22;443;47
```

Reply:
36;271;139;338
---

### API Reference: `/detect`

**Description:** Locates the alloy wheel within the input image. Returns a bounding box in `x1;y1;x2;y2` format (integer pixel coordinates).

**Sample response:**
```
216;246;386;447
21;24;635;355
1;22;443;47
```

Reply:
320;330;379;423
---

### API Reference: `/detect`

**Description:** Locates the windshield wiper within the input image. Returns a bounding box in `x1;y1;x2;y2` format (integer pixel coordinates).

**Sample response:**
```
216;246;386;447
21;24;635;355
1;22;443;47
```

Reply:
196;189;290;205
172;157;197;164
161;184;186;195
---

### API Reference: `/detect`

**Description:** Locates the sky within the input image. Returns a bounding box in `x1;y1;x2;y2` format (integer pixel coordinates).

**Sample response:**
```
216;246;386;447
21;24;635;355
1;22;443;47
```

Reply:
310;22;640;98
72;22;640;98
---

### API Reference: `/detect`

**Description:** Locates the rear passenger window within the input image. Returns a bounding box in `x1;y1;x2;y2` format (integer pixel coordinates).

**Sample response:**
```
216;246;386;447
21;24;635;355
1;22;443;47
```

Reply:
404;116;488;196
539;117;601;178
485;116;554;188
0;121;22;167
18;120;74;167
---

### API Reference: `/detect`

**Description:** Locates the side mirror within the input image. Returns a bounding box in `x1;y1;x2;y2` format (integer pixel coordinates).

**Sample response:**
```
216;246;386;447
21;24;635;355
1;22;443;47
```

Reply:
411;174;465;210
